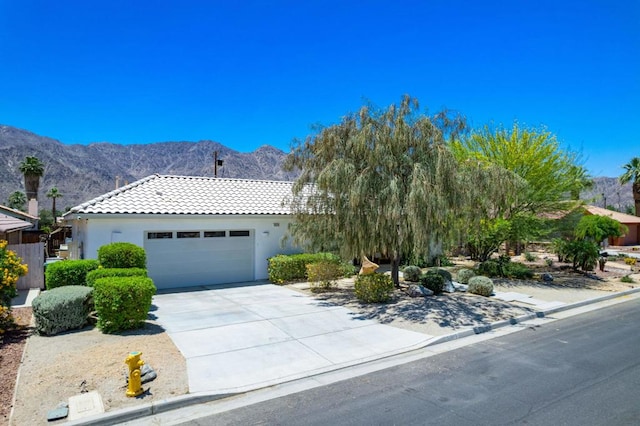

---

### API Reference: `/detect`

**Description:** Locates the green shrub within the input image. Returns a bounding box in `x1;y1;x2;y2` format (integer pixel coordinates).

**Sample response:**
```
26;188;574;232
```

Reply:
624;257;637;266
267;252;345;284
86;268;147;287
306;262;343;292
505;262;534;279
551;238;570;263
565;240;599;271
354;273;394;303
93;276;156;333
45;259;100;289
402;265;422;282
456;268;476;284
478;259;501;277
32;286;94;335
544;258;554;267
98;242;147;269
621;275;635;283
419;271;445;294
523;251;537;262
468;276;494;297
432;268;452;282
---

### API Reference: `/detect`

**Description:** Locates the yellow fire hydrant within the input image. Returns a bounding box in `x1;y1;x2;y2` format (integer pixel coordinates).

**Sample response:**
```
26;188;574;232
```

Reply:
125;351;144;397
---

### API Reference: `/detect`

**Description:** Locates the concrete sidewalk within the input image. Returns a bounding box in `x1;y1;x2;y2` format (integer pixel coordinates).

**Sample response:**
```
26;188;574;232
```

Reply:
152;282;433;394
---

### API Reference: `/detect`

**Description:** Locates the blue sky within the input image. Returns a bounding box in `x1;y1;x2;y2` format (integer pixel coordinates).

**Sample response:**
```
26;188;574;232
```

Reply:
1;0;638;177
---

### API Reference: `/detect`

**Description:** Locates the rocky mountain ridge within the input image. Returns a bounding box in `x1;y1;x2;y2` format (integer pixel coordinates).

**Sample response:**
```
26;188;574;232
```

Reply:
0;125;298;210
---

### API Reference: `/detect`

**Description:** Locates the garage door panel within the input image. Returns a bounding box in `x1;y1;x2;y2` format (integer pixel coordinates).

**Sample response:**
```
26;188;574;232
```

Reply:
144;230;254;289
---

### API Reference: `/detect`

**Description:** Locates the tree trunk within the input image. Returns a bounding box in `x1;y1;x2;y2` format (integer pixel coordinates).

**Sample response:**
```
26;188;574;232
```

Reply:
391;255;400;287
634;182;640;217
24;175;40;200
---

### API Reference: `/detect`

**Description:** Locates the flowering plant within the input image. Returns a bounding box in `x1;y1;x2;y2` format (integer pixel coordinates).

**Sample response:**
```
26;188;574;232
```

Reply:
0;240;28;307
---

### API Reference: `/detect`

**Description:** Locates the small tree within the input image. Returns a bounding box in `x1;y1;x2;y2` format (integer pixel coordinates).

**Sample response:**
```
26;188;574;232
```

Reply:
575;214;627;247
19;156;45;201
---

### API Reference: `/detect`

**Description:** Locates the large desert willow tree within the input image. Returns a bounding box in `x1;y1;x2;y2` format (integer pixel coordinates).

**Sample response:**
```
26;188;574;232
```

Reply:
619;157;640;216
285;96;478;286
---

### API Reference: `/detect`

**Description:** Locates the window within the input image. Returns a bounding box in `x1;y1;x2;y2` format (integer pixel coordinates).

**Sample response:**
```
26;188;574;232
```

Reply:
204;231;226;238
147;232;173;239
229;230;250;237
177;231;200;239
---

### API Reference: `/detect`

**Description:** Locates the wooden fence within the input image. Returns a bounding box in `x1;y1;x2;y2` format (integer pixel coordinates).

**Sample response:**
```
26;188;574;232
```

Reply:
8;242;45;290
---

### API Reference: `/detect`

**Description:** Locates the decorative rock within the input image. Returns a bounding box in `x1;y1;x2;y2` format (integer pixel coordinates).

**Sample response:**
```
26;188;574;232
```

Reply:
359;256;379;275
47;402;69;421
541;273;554;282
452;282;468;292
407;284;434;297
442;281;456;293
141;363;157;384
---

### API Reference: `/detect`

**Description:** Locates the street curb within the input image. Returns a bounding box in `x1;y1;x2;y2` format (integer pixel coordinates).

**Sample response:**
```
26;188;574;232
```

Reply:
64;285;640;425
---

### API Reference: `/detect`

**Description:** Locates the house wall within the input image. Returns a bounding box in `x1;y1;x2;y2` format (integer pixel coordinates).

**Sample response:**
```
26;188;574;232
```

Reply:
69;214;298;280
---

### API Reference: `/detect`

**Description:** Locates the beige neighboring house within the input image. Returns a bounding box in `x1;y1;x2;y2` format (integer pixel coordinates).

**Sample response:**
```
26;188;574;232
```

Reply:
0;205;38;244
584;205;640;246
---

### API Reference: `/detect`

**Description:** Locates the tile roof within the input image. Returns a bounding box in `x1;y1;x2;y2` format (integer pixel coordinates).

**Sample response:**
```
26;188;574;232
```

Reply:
585;205;640;224
0;213;33;233
65;175;295;215
0;205;38;221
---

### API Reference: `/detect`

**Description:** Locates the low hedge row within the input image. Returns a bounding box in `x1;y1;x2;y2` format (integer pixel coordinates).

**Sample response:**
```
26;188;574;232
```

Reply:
45;259;100;290
86;267;147;287
268;253;354;284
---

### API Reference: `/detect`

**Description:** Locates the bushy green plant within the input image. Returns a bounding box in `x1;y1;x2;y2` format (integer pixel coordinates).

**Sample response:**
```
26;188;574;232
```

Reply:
306;261;343;292
478;259;501;277
402;265;422;282
432;268;452;282
419;271;445;294
456;268;476;284
565;240;599;271
98;242;147;269
93;276;156;333
32;286;94;335
544;258;554;267
620;275;635;283
267;252;345;284
86;268;147;287
468;276;494;297
354;273;394;303
505;262;534;279
624;257;637;266
551;238;570;262
523;251;537;262
0;240;28;308
45;259;100;289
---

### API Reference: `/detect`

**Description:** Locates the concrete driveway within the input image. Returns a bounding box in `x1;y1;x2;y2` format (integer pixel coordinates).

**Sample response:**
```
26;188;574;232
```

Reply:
152;282;432;394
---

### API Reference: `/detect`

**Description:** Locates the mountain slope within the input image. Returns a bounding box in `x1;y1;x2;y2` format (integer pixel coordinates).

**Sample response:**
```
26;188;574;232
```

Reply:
0;125;298;210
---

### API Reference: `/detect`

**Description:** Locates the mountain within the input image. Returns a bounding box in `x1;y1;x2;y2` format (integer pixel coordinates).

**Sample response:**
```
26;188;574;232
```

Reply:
0;125;299;210
581;177;635;213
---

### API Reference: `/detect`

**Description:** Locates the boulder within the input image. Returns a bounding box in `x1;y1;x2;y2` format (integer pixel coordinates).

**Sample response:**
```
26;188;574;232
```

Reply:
541;273;554;282
407;284;434;297
452;281;468;292
359;256;379;275
442;281;456;293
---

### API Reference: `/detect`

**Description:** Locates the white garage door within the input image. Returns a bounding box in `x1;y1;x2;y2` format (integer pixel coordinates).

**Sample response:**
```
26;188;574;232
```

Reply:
144;229;255;289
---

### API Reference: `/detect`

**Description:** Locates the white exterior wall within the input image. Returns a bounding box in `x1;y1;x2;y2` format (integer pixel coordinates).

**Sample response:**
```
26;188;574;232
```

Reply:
68;214;298;281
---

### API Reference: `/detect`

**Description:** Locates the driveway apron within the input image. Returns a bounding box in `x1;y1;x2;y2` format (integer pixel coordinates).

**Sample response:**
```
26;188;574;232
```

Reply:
152;282;432;394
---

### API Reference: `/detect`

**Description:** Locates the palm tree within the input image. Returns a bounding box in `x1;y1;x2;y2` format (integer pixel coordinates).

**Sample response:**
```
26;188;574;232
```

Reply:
7;191;27;211
18;156;45;201
46;187;63;225
619;157;640;216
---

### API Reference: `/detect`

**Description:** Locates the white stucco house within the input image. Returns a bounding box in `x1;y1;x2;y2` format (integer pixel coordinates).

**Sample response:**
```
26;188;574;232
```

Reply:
62;174;300;289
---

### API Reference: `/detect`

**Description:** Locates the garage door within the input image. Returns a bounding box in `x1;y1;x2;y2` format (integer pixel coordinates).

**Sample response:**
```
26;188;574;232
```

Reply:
144;229;255;289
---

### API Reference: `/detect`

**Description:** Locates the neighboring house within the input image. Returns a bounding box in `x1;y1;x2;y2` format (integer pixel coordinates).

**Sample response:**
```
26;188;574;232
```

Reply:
62;175;299;289
584;205;640;246
0;205;38;244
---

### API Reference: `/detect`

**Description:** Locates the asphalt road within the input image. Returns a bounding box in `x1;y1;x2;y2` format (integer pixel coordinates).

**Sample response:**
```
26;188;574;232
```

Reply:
180;297;640;426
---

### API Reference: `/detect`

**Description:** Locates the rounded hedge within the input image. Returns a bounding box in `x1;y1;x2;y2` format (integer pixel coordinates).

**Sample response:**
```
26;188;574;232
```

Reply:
419;271;445;294
354;273;394;303
402;265;422;282
98;242;146;269
456;268;476;284
468;276;494;297
45;259;100;290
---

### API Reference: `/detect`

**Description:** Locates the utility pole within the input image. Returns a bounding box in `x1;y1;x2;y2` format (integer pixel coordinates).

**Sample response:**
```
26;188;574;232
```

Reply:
213;151;224;177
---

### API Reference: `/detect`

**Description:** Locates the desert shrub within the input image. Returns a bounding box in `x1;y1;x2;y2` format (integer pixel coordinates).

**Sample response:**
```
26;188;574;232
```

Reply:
523;251;537;262
456;268;475;284
544;258;554;267
45;259;100;290
478;259;501;277
93;276;156;333
419;271;445;295
86;268;147;287
267;252;346;284
620;275;635;283
98;242;147;269
468;276;494;297
32;286;93;336
432;268;452;282
306;262;343;292
0;306;14;334
624;257;637;266
0;240;28;307
505;262;534;279
551;238;570;262
402;265;422;282
565;240;599;271
354;273;394;303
